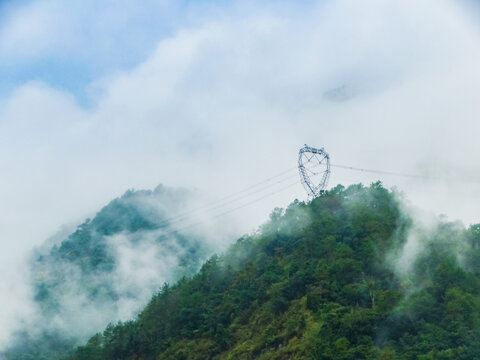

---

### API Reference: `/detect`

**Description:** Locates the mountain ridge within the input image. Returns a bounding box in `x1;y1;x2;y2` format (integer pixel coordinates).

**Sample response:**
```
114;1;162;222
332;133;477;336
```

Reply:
6;182;480;359
72;182;480;359
3;185;224;360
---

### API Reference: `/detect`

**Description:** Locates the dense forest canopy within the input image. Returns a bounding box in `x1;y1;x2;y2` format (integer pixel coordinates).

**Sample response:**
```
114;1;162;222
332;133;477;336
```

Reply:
68;182;480;360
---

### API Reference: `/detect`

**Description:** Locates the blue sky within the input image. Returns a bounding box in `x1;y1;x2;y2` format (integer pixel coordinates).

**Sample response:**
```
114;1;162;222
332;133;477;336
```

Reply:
0;0;314;105
0;0;188;103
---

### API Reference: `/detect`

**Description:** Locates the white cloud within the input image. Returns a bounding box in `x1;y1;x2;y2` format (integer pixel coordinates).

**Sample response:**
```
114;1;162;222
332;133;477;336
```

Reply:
0;257;35;349
0;1;63;58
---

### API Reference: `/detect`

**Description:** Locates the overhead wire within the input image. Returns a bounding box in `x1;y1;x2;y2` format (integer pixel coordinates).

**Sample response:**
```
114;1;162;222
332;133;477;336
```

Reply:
331;163;431;180
332;163;480;185
156;161;332;230
162;159;331;233
155;159;479;235
167;180;300;234
156;167;300;229
160;156;336;229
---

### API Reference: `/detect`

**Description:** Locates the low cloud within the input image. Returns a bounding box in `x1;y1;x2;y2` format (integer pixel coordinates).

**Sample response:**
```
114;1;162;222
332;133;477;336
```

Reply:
0;260;35;349
0;186;241;351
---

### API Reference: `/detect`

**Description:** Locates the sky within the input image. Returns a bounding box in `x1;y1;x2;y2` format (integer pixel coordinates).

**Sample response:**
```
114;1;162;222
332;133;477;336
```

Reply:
1;0;480;266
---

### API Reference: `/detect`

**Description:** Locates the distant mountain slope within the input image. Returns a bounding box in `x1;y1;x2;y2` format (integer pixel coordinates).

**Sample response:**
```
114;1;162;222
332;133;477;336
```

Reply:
3;185;229;360
73;183;480;360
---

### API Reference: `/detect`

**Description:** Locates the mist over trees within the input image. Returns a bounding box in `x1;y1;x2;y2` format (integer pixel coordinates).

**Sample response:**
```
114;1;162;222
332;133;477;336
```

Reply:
2;185;228;360
69;182;480;359
4;182;480;359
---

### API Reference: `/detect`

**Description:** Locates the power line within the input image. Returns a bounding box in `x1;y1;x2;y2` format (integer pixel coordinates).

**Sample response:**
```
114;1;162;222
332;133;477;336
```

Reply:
156;160;479;236
156;168;299;228
161;162;426;233
168;180;300;234
331;163;430;180
332;163;480;185
159;159;335;229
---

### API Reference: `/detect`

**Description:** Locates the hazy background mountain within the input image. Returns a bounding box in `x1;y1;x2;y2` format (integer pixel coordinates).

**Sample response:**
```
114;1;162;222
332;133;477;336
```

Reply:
2;185;239;359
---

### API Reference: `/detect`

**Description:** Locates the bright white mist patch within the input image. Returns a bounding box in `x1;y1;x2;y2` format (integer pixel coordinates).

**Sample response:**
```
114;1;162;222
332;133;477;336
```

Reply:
0;260;35;349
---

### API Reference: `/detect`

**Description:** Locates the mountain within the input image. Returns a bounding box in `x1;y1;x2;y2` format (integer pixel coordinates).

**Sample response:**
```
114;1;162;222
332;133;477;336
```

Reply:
3;185;230;360
72;182;480;360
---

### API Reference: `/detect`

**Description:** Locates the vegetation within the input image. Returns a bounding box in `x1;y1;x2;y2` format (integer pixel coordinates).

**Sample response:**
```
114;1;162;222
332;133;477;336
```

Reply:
3;185;214;360
70;182;480;359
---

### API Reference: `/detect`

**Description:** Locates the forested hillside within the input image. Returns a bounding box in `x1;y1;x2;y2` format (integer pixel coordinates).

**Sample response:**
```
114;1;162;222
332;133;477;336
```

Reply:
72;182;480;359
3;185;223;360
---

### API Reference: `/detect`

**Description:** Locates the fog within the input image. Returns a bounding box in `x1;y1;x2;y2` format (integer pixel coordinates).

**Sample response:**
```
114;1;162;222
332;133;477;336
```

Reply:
1;0;480;351
0;186;240;350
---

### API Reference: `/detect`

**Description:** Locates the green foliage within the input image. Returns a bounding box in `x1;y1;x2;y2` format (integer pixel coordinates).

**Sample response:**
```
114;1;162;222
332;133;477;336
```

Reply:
11;182;480;359
67;182;480;359
3;186;212;360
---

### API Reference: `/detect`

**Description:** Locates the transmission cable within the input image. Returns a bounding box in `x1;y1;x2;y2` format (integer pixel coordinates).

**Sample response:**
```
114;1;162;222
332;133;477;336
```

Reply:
331;163;430;179
156;157;477;236
158;158;332;229
155;166;299;228
167;180;300;234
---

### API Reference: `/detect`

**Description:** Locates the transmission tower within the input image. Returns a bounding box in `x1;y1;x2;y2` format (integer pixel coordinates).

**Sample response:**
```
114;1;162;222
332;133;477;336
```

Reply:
298;144;330;199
